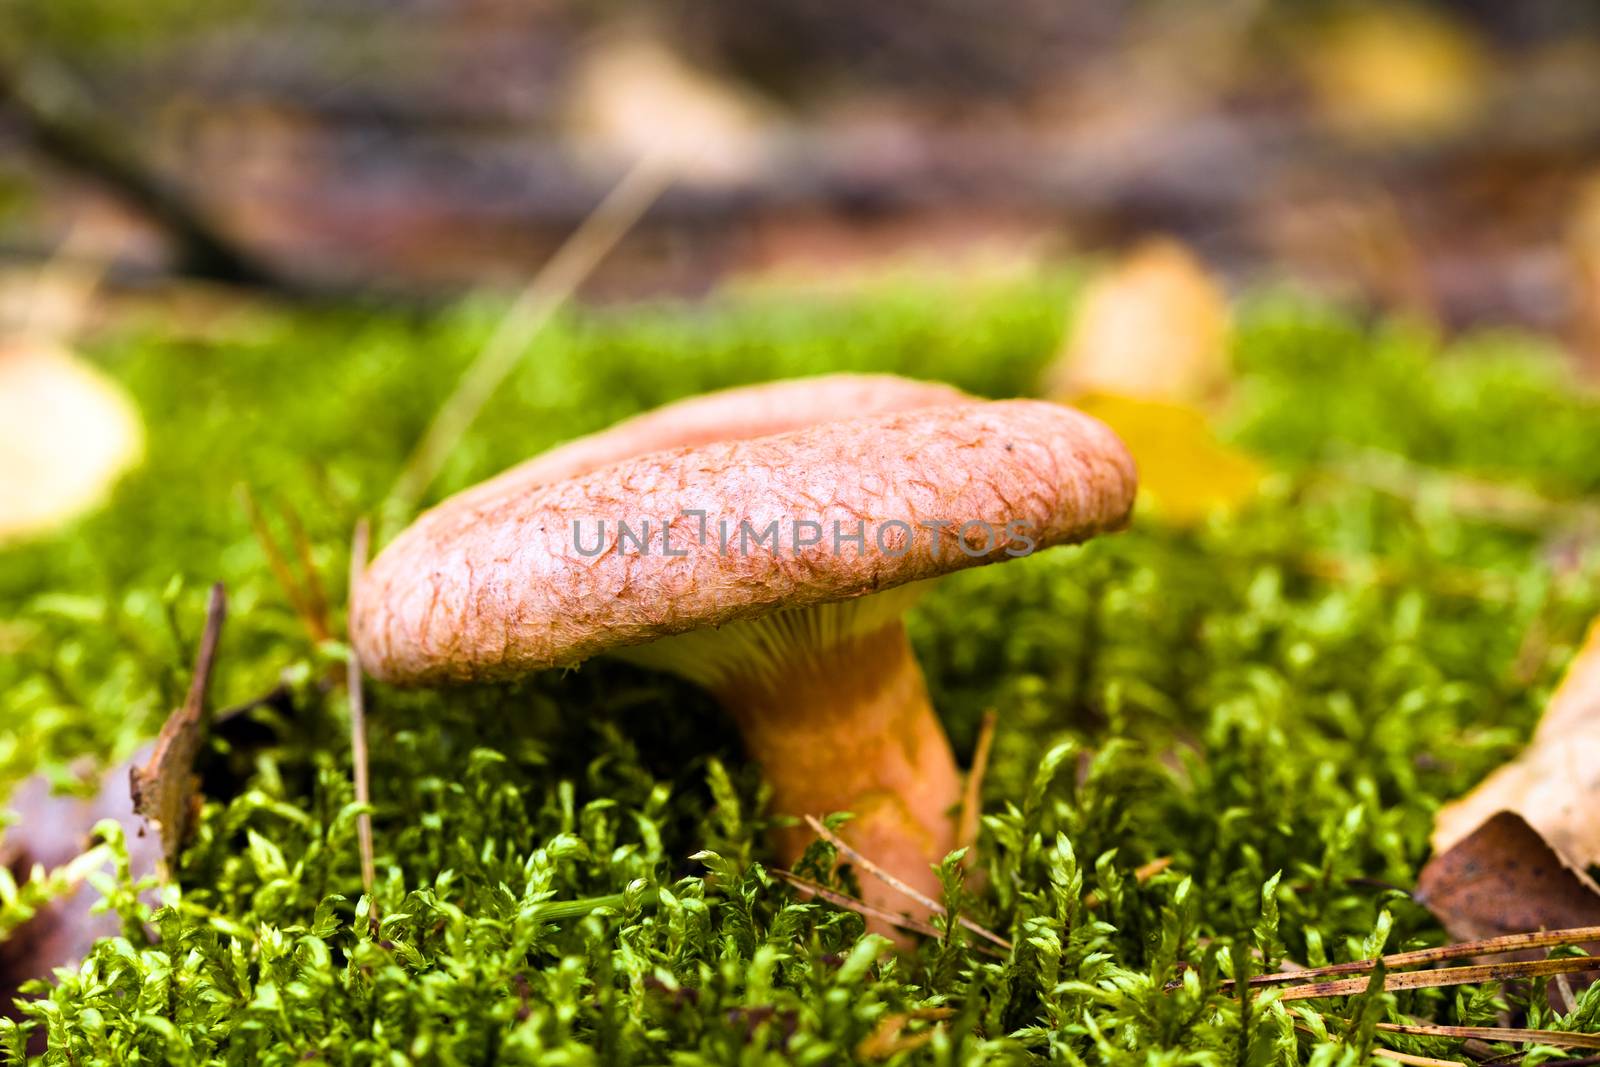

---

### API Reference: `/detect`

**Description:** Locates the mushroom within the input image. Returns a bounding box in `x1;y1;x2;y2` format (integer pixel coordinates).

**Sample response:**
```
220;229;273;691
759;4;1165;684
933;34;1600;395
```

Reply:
353;375;1137;916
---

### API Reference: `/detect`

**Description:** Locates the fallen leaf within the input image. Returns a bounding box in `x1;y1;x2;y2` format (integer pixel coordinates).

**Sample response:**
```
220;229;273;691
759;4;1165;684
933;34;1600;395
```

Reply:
1298;4;1488;142
856;1007;955;1060
0;755;160;1018
1069;393;1265;526
1047;238;1231;405
565;28;770;187
1433;617;1600;869
129;583;226;876
1416;811;1600;947
1043;239;1264;526
0;340;144;543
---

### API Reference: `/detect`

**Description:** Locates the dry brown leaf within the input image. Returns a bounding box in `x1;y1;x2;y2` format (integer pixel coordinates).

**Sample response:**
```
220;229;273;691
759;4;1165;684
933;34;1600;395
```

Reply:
0;755;160;1017
1047;238;1231;405
129;583;226;876
1434;618;1600;868
0;341;143;543
1043;239;1263;526
1416;811;1600;949
856;1007;955;1061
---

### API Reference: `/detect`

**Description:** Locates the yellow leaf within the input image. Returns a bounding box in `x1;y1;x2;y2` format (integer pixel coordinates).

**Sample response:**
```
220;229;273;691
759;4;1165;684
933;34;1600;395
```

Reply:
1070;393;1264;526
1300;5;1488;142
1045;239;1260;525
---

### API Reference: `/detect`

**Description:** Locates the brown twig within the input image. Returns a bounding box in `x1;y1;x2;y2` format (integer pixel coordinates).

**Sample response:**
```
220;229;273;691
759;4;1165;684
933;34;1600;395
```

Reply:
384;157;671;525
956;709;997;853
129;582;227;874
347;519;375;893
1273;956;1600;1001
1374;1023;1600;1051
769;868;965;949
1373;1049;1470;1067
1236;926;1600;989
802;814;1012;952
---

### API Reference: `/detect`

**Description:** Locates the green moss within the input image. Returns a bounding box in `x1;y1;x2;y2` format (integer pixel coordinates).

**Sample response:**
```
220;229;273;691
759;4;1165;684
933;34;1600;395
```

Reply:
2;275;1599;1063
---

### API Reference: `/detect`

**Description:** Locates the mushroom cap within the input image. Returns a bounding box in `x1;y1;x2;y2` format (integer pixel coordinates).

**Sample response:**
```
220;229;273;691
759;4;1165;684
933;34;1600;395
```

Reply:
355;395;1137;685
442;373;973;519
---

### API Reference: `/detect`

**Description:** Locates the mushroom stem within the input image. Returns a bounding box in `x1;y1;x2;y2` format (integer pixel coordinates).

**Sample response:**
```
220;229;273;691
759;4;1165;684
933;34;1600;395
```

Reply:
714;621;962;918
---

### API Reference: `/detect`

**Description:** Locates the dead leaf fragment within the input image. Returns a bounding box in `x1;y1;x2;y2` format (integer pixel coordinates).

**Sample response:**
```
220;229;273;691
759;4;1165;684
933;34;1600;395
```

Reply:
1416;811;1600;948
0;341;144;543
856;1007;955;1060
1047;238;1231;405
1043;239;1263;525
0;755;160;1018
1069;393;1265;526
566;28;769;186
1433;617;1600;869
129;583;226;876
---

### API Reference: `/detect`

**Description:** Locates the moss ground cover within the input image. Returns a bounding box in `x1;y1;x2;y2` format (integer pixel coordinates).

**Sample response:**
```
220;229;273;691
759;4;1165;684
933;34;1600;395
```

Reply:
2;277;1599;1063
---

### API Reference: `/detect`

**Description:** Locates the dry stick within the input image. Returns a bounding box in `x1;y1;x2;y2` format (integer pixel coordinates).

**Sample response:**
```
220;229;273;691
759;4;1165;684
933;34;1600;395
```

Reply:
384;157;671;525
802;814;1013;952
347;519;375;894
1374;1023;1600;1051
767;869;1005;957
956;709;998;852
1238;926;1600;989
187;583;227;714
1373;1049;1470;1067
1273;956;1600;1002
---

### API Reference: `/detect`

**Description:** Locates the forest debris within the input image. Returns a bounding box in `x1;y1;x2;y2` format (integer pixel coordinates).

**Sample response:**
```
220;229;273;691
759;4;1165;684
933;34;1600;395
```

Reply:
1044;238;1263;525
347;519;375;892
1374;1021;1600;1051
1416;812;1600;949
566;28;770;187
1047;238;1230;405
956;709;997;854
1433;617;1600;871
0;757;160;1018
1298;4;1488;142
856;1007;956;1060
1568;170;1600;381
1238;924;1600;991
0;340;143;543
1274;955;1600;1001
383;158;669;525
802;815;1013;952
129;583;226;876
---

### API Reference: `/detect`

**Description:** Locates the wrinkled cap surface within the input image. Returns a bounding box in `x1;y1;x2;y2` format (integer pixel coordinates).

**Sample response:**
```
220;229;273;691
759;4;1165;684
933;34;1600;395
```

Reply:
354;386;1136;685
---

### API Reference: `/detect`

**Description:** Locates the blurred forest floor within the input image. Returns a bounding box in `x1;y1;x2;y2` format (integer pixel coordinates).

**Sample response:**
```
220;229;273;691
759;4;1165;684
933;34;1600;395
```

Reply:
4;1;1600;371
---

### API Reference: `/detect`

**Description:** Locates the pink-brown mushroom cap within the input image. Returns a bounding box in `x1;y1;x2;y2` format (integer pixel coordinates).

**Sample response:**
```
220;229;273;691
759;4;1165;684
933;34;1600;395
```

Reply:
438;373;974;520
355;398;1137;685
